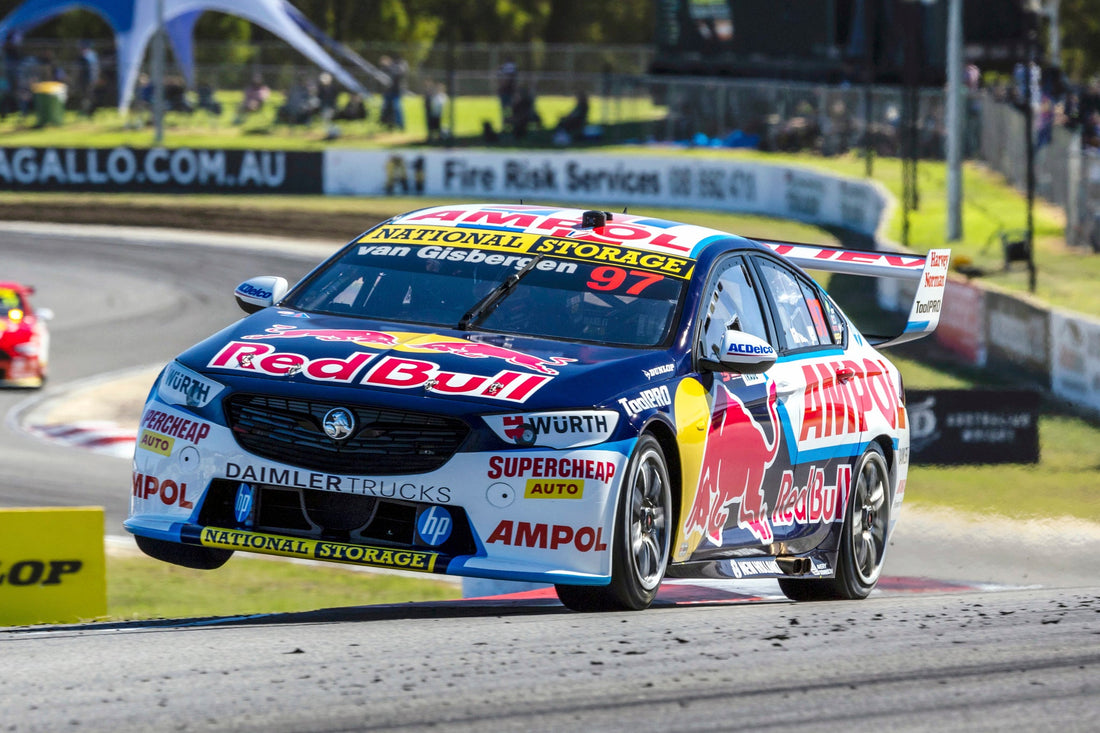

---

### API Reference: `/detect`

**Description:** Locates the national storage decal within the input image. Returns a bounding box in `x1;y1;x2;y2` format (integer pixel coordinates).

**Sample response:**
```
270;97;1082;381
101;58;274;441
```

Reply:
198;528;440;571
0;147;323;193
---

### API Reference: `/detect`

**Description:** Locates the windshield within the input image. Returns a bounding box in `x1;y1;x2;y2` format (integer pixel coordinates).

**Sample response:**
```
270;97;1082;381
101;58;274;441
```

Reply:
0;288;25;320
283;241;687;347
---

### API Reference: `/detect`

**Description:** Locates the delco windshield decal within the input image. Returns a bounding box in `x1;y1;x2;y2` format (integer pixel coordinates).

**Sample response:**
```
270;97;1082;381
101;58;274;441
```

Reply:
358;225;694;279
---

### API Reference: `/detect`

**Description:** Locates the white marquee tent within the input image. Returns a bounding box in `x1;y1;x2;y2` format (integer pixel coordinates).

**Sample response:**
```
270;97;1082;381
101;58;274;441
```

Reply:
0;0;368;111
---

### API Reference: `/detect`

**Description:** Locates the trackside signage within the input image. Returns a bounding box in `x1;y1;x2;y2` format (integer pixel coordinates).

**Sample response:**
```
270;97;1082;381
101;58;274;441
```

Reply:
0;147;323;193
0;507;106;626
324;150;887;236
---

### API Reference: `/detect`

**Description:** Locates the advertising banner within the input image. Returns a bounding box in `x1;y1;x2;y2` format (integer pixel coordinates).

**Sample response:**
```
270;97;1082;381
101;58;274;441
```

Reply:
935;276;988;366
985;289;1051;385
1051;311;1100;414
0;507;106;626
323;150;887;236
906;390;1040;465
0;147;323;194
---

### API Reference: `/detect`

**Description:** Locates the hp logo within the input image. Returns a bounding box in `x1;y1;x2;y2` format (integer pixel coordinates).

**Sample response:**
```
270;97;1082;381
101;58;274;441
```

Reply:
234;483;254;525
416;506;453;547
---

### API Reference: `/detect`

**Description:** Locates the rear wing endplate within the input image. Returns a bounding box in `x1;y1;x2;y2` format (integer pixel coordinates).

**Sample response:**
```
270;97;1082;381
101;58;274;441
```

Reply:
757;241;951;348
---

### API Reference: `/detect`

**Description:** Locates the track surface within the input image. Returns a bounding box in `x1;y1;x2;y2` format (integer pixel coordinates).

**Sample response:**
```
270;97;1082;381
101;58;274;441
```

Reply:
1;224;1098;732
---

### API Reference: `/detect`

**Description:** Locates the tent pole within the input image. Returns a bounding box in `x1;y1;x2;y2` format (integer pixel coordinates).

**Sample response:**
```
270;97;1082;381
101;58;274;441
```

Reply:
153;0;165;144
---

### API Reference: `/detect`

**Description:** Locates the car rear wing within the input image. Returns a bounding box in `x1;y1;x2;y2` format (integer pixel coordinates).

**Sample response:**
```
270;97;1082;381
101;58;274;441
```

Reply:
756;240;951;348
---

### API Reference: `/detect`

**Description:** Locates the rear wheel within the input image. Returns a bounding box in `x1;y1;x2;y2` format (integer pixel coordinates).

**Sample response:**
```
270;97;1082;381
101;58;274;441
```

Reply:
135;535;232;570
555;435;672;612
779;443;890;601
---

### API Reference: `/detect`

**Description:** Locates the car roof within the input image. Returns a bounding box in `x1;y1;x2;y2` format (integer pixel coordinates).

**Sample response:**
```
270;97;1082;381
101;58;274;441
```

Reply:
386;203;769;264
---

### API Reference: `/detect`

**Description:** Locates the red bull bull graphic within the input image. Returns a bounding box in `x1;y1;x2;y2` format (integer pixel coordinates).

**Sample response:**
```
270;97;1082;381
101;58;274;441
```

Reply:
242;326;576;375
413;340;575;375
242;324;399;346
683;382;781;546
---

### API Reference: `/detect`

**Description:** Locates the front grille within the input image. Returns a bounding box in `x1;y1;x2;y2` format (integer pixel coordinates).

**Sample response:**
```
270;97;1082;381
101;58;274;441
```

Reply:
198;479;476;555
224;394;469;474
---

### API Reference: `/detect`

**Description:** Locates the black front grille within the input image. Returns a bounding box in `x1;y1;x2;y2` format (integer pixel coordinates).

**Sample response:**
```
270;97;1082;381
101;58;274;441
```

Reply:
225;394;469;474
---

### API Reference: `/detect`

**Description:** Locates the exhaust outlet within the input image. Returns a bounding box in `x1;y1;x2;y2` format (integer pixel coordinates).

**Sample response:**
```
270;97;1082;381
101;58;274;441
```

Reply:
776;556;811;575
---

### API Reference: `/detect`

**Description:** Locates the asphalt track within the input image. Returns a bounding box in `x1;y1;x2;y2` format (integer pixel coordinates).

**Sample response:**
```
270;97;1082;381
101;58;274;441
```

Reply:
1;223;1098;732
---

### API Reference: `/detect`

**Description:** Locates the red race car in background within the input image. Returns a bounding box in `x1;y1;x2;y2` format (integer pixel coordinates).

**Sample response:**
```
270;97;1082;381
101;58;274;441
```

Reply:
0;282;52;388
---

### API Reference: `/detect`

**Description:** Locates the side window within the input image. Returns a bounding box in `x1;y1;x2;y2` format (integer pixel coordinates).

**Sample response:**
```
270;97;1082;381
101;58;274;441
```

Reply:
698;258;770;362
756;259;831;351
819;290;847;345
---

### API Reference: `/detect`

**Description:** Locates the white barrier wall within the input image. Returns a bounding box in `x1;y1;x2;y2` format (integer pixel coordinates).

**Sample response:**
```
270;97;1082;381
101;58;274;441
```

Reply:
1052;311;1100;414
324;150;888;236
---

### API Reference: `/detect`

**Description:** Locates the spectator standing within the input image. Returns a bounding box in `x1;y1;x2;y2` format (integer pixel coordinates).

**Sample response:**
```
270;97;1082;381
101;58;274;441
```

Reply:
76;41;99;116
555;88;589;142
496;57;517;131
510;85;541;140
424;80;446;142
317;71;339;138
380;54;407;131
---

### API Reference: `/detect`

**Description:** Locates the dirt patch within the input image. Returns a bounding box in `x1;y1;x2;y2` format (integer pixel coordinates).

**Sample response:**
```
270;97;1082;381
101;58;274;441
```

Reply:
0;202;384;242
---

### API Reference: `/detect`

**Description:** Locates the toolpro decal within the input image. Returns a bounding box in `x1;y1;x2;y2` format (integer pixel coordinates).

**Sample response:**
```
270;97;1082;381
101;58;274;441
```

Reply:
683;382;780;548
483;410;618;448
618;385;671;416
486;521;608;552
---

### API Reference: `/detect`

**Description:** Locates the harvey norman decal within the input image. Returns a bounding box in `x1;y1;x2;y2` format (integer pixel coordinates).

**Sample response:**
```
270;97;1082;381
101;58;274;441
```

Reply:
0;147;323;193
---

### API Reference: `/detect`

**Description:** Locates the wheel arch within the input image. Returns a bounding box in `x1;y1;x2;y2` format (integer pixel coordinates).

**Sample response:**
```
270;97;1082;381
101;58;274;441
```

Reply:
640;417;682;531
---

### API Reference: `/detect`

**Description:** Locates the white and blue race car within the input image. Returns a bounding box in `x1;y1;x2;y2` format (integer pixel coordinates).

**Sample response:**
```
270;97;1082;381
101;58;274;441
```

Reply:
126;204;949;611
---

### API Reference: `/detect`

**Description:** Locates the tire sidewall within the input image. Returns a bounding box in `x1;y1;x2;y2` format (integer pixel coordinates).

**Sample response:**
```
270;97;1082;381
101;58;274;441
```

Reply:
609;434;672;610
836;443;890;599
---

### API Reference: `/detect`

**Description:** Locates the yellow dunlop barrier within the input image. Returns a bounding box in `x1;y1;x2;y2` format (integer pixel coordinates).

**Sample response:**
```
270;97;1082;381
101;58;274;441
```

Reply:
0;507;106;626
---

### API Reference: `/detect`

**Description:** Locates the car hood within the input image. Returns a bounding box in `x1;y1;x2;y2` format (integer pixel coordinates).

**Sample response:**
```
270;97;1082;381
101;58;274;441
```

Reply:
177;309;680;410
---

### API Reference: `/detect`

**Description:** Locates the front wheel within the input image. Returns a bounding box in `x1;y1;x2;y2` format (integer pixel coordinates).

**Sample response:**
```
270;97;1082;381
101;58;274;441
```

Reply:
779;443;891;601
556;435;672;612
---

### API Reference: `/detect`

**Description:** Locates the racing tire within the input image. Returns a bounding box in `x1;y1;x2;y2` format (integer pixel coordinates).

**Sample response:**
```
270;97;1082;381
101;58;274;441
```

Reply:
779;443;890;601
555;435;672;612
135;535;233;570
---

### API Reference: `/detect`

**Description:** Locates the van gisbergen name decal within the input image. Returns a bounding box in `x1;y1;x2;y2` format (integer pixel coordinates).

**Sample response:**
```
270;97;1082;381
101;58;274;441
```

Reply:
198;528;439;571
358;225;694;278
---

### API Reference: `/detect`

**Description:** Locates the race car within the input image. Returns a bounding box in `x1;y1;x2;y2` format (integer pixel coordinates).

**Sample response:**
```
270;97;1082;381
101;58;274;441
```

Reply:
0;282;51;388
126;204;949;611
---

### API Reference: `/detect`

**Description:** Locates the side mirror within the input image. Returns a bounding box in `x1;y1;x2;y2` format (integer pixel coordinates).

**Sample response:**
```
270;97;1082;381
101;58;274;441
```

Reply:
717;330;776;374
234;276;289;314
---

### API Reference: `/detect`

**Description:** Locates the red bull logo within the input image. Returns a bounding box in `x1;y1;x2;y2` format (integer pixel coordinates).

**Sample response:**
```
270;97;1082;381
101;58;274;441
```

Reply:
242;325;399;346
683;382;781;546
414;340;575;375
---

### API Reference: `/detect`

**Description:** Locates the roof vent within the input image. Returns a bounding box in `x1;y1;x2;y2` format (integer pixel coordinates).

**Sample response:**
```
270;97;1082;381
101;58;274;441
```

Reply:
580;210;612;229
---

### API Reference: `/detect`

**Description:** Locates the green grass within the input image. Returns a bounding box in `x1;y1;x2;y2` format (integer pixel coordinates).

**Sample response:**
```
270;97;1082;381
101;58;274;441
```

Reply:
0;92;664;150
107;552;460;621
619;147;1098;316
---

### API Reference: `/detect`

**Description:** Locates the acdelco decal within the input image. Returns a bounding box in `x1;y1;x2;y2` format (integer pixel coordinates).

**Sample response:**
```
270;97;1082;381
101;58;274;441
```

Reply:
138;429;174;456
524;479;584;499
132;472;194;508
141;410;211;444
486;520;608;552
488;456;616;483
0;560;82;585
772;464;852;527
800;358;898;441
199;528;439;571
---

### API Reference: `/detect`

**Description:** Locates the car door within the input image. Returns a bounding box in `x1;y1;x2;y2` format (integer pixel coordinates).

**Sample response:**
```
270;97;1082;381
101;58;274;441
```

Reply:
748;254;855;551
679;255;784;560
